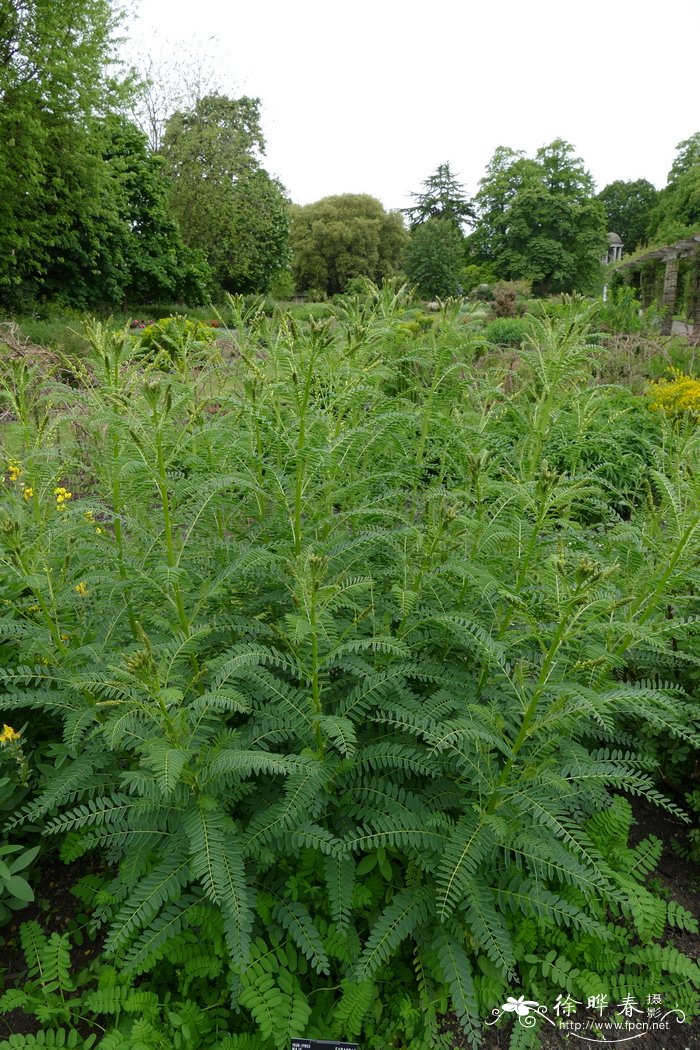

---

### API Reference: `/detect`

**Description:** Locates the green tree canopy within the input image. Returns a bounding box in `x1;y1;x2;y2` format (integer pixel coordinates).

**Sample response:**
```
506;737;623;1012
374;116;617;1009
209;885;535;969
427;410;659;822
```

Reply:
0;0;123;114
403;162;474;231
404;218;465;299
161;93;290;295
667;132;700;184
471;139;607;295
597;179;657;254
289;195;408;297
99;115;210;305
647;134;700;244
0;0;128;307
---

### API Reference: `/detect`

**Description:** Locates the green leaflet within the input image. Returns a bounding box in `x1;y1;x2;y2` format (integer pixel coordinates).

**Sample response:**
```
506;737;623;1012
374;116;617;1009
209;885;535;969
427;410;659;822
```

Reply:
355;886;433;981
183;801;252;971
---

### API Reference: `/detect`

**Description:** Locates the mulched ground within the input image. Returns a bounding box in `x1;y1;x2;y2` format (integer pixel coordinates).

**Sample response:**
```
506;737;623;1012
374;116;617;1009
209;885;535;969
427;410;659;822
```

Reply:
0;851;106;1043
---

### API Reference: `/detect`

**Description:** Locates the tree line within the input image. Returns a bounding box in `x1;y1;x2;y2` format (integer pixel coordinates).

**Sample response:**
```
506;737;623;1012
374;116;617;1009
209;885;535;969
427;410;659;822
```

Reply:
2;0;699;311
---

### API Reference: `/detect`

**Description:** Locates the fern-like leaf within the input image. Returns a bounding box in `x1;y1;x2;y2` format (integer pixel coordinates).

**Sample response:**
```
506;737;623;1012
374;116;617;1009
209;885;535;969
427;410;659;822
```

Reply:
272;899;330;975
355;886;431;980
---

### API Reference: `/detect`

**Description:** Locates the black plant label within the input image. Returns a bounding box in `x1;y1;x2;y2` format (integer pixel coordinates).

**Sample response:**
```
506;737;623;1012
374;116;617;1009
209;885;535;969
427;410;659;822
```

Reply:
290;1041;359;1050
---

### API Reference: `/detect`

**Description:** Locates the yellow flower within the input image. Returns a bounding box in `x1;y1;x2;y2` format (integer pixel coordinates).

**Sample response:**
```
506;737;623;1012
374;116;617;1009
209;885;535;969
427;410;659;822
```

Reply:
23;486;33;501
649;369;700;419
54;486;72;510
7;461;22;482
0;724;21;744
84;510;103;534
75;582;88;596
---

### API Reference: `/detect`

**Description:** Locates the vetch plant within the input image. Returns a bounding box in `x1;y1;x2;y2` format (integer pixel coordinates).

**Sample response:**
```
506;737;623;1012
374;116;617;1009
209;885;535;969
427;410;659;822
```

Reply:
0;304;698;1049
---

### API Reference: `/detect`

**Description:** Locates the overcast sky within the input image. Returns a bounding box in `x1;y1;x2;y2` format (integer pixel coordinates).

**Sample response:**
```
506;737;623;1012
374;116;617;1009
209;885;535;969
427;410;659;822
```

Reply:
125;0;700;212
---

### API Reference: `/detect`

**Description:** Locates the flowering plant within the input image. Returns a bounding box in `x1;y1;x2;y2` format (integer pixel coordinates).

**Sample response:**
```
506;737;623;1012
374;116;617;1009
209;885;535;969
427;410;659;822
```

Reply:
649;368;700;419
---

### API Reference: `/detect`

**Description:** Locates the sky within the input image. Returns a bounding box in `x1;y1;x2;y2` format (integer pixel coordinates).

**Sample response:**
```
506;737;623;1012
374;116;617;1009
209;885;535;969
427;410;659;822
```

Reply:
124;0;700;213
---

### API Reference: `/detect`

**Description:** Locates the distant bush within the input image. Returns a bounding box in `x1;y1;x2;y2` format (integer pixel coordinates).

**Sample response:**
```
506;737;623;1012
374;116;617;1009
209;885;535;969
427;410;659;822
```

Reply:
305;287;328;303
598;285;664;335
484;316;531;347
471;283;495;301
269;269;296;301
460;263;497;294
135;315;216;369
287;301;337;322
491;280;531;317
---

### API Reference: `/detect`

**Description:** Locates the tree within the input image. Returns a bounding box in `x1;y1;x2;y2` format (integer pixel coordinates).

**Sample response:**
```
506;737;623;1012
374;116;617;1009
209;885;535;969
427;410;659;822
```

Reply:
161;93;290;295
207;167;290;295
99;115;210;305
403;162;474;231
130;46;225;153
471;139;607;295
467;146;540;263
647;134;700;244
0;0;128;307
667;132;700;184
597;179;657;254
404;218;464;299
0;0;123;114
289;195;408;297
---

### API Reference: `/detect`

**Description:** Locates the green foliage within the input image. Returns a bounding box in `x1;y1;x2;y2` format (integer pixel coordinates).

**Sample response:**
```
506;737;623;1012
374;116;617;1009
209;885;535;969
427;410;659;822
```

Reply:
404;218;465;299
679;790;700;861
135;316;217;371
460;263;497;294
161;94;290;296
597;285;655;335
0;301;698;1050
472;140;607;295
0;1035;96;1049
98;116;211;306
597;179;658;253
268;269;296;301
289;195;408;297
512;797;700;1020
403;163;475;232
0;5;206;310
647;133;700;244
483;317;530;347
0;842;39;923
0;921;74;1027
0;0;127;309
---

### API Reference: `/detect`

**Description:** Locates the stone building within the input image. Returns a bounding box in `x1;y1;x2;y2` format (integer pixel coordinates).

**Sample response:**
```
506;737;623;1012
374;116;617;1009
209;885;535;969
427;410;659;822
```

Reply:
604;232;623;265
615;233;700;336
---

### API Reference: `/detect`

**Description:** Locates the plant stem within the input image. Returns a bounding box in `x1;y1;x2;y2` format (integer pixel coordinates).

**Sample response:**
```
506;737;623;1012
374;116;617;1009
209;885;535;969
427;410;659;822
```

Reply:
486;602;577;814
110;431;139;641
155;429;191;638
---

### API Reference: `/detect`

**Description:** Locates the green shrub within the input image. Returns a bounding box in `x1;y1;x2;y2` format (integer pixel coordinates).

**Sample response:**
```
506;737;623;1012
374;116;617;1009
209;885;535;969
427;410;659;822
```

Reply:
305;287;328;303
484;316;531;347
597;286;664;335
460;264;497;294
135;315;216;370
268;269;296;301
